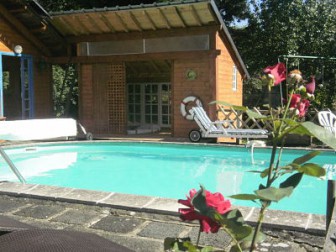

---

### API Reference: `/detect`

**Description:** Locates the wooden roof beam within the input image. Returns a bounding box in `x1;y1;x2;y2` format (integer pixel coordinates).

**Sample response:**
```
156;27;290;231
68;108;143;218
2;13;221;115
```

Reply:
8;5;27;14
173;7;187;28
100;14;116;33
129;12;142;31
143;10;157;30
74;15;91;35
30;22;48;33
115;12;129;32
54;16;77;36
87;14;104;33
0;3;51;56
190;5;202;26
158;9;171;29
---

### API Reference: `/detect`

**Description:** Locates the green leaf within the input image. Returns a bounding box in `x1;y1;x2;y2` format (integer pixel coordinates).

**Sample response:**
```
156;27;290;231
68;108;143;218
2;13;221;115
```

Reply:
229;245;241;252
293;150;321;165
191;185;210;215
298;122;336;150
255;187;293;202
229;194;261;201
222;209;245;226
164;237;191;251
200;246;214;252
280;173;303;189
298;163;326;177
260;168;269;178
246;109;268;119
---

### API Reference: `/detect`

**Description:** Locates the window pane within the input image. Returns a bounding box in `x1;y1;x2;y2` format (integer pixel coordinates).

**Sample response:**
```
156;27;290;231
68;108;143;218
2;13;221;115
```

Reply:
152;105;158;114
145;105;151;113
152;116;158;123
135;95;141;103
162;105;168;114
145;115;151;123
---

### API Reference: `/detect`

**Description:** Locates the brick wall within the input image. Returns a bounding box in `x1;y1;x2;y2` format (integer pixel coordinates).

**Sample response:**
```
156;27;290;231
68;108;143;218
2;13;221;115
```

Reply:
172;56;216;137
79;64;94;131
215;32;243;106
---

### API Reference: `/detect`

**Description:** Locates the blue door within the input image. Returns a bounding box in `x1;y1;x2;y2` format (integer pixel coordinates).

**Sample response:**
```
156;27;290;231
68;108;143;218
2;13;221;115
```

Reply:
20;55;34;119
0;53;34;119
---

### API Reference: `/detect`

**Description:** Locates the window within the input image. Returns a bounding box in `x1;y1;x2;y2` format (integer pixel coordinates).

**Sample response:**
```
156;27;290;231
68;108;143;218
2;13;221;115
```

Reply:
232;65;237;91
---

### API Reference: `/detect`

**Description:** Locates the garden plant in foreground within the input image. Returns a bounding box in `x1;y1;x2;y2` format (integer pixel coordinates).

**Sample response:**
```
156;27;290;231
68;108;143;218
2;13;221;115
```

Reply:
165;63;336;252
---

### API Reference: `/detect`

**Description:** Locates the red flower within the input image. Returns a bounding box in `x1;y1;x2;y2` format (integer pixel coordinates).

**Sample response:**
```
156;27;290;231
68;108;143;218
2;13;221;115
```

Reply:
178;189;231;233
289;94;301;108
263;62;286;85
298;99;310;117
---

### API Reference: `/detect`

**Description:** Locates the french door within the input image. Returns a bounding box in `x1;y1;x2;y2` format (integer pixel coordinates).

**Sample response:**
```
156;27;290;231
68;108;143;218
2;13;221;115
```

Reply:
128;83;171;128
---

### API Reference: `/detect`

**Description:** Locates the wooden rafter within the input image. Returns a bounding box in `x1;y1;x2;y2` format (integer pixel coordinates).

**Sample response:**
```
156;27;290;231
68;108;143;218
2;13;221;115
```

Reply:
115;12;129;32
173;7;186;28
143;10;157;30
86;14;104;33
158;9;171;29
74;15;90;34
100;14;116;33
190;5;202;26
0;3;51;56
54;16;75;36
129;12;142;31
30;21;48;33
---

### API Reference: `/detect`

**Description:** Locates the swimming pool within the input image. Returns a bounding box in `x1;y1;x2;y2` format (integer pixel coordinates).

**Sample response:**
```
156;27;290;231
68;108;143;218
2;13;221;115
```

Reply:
0;141;334;215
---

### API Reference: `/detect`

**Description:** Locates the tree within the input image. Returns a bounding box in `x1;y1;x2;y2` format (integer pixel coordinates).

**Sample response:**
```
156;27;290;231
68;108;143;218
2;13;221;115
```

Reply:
232;0;336;109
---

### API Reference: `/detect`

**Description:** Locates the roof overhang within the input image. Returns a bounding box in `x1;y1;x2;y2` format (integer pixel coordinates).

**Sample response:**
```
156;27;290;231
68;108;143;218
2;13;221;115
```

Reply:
49;0;248;78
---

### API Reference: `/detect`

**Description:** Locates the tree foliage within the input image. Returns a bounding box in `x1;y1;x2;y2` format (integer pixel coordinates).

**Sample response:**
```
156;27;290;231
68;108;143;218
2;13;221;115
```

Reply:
232;0;336;109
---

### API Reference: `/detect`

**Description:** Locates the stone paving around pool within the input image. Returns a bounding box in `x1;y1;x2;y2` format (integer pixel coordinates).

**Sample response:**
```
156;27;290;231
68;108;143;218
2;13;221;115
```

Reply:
0;182;327;251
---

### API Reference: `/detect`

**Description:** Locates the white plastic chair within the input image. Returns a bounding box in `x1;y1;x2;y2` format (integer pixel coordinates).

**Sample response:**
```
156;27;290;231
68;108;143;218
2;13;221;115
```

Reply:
318;110;336;137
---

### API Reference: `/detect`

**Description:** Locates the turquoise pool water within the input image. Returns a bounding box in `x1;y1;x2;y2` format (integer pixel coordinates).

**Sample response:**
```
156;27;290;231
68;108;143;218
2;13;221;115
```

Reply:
1;142;334;215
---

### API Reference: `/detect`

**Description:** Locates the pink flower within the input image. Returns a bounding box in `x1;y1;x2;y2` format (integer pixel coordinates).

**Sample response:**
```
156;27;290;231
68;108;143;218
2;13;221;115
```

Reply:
298;99;310;117
178;189;231;233
289;94;301;108
306;76;315;94
263;62;286;85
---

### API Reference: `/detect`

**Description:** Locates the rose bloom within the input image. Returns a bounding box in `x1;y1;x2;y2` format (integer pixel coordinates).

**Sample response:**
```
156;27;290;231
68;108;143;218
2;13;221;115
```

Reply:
289;93;301;108
298;99;310;117
263;62;286;85
178;189;231;233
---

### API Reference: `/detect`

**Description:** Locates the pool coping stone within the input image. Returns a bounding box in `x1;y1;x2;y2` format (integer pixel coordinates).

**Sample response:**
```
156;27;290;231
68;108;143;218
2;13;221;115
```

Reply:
0;181;326;236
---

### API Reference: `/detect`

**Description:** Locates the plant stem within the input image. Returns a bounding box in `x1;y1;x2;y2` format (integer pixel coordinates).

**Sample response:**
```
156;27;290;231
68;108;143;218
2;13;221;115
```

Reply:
249;203;267;252
196;227;201;247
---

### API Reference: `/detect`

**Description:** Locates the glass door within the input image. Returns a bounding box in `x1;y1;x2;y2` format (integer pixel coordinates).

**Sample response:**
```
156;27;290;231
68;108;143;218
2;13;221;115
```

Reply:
128;83;171;128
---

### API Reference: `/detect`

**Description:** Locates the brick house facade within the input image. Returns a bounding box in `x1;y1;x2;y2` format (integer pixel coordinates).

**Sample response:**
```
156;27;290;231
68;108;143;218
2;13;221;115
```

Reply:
0;0;248;140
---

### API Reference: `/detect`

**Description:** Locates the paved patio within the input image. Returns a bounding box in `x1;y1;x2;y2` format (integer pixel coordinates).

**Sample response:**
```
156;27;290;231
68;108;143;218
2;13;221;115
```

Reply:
0;182;326;251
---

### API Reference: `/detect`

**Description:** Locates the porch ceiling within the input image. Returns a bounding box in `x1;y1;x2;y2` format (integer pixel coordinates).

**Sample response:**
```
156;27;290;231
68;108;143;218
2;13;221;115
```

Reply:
49;1;219;40
0;0;67;56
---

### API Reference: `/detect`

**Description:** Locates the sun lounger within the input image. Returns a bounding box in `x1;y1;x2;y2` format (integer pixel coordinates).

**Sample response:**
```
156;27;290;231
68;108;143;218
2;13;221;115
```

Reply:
189;106;268;142
318;110;336;138
0;118;92;141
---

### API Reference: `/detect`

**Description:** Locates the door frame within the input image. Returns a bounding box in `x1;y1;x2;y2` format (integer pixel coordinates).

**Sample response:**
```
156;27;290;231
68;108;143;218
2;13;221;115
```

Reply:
0;52;34;119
